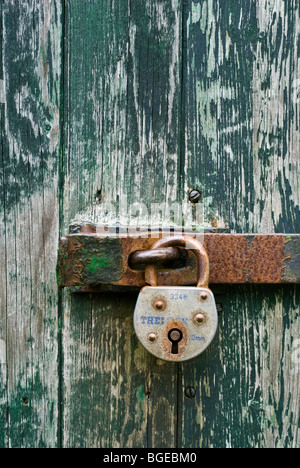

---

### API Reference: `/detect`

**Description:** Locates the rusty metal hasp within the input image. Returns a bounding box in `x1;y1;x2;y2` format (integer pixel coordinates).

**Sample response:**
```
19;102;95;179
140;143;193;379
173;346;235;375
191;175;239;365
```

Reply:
57;225;300;292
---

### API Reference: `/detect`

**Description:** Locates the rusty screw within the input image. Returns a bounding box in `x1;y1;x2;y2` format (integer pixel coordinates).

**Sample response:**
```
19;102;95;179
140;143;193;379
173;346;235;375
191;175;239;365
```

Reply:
148;333;157;343
199;291;209;301
194;313;206;324
189;189;202;204
153;299;166;311
185;387;196;399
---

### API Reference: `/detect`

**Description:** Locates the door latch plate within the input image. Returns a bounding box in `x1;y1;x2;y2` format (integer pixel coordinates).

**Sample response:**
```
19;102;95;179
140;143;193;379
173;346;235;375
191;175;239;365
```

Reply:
57;227;300;291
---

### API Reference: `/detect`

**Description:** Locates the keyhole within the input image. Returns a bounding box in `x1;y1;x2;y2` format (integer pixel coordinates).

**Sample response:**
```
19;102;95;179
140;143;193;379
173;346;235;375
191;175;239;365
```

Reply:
168;329;183;355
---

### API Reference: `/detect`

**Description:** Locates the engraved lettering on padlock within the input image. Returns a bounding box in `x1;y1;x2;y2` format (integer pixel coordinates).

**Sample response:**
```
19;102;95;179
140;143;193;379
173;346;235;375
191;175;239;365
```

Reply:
133;236;218;362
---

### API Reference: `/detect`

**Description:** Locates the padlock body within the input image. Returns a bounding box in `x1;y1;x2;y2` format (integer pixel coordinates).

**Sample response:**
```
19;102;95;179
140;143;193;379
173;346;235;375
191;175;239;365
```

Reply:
134;286;218;362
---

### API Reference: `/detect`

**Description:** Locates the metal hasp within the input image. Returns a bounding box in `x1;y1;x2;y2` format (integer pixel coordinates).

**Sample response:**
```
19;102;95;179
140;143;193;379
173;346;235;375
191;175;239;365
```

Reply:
57;226;300;292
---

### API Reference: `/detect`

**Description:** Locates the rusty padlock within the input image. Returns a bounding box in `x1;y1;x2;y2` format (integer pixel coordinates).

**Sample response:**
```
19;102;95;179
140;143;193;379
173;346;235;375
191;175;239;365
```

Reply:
133;236;218;362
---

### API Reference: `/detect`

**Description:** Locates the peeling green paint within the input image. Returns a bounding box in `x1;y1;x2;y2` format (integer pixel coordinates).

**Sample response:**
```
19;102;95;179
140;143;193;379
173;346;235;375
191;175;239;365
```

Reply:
137;385;145;403
0;0;61;448
86;255;114;274
283;237;300;283
0;1;60;213
1;0;299;450
81;237;123;285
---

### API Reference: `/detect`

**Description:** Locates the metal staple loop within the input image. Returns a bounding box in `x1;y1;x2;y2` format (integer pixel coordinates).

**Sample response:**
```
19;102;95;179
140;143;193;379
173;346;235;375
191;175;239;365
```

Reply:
145;236;210;288
130;247;181;266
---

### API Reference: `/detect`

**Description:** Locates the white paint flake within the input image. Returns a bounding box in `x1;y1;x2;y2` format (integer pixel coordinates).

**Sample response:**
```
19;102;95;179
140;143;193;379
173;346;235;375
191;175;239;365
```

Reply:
0;80;5;104
0;340;6;365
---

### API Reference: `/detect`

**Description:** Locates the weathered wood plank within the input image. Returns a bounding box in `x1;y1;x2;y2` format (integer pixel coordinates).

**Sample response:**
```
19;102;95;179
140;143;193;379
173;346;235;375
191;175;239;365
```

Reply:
181;286;300;448
62;0;183;448
62;292;179;448
180;0;300;448
0;0;7;449
63;0;183;230
0;0;62;448
182;0;300;233
3;0;296;448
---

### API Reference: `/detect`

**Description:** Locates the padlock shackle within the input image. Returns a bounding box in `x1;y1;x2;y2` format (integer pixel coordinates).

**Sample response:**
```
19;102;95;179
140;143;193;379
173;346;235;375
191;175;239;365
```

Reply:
145;236;210;288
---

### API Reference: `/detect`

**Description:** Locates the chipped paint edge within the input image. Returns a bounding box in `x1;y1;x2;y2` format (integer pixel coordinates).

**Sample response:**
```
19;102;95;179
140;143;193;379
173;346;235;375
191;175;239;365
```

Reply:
0;80;5;104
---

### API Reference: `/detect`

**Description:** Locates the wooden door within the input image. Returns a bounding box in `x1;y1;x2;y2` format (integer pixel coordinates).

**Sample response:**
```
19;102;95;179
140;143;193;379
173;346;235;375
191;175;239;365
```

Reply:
0;0;299;448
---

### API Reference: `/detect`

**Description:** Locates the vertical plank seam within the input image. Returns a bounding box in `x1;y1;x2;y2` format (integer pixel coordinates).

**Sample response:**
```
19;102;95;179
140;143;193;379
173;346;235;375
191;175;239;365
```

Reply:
57;0;67;449
176;363;181;448
176;0;188;449
0;0;9;447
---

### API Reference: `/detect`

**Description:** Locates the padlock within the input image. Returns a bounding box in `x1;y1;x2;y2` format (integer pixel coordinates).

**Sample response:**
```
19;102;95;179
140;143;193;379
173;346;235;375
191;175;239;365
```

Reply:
133;236;218;362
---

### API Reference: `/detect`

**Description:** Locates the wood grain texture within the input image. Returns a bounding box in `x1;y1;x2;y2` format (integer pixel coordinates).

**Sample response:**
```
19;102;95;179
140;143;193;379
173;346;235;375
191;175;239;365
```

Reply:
0;0;62;448
181;286;300;448
63;0;183;230
62;0;183;448
1;0;299;449
62;0;299;448
183;0;300;234
62;292;179;448
180;0;300;448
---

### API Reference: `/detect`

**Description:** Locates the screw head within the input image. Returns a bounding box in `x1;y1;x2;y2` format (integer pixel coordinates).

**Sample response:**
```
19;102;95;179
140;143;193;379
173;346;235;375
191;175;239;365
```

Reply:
185;386;196;399
153;299;166;311
148;333;157;343
199;291;209;301
194;313;206;324
189;189;202;204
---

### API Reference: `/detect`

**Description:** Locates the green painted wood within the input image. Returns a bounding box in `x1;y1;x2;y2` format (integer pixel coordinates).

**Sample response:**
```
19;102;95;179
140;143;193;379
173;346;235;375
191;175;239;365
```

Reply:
62;0;183;448
62;0;299;448
1;0;299;449
0;0;62;448
62;292;179;448
180;0;300;448
182;0;300;233
62;0;184;230
181;286;300;448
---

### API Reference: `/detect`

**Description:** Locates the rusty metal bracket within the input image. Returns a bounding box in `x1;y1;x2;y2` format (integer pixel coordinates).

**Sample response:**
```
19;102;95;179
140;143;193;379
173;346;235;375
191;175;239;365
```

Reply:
57;226;300;292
